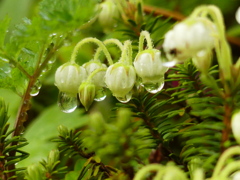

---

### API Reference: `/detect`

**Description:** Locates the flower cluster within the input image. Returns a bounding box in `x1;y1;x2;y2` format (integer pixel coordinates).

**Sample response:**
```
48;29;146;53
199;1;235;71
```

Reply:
162;17;215;72
55;13;217;112
54;31;171;112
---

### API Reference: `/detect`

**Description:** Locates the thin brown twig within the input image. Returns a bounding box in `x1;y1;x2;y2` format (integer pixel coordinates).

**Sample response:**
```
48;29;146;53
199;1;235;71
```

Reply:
7;40;61;179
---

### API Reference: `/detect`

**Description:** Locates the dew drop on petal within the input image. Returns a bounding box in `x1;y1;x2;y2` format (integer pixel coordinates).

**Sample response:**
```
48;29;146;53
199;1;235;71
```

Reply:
58;91;78;113
30;79;42;96
142;78;165;94
94;88;106;102
116;92;132;103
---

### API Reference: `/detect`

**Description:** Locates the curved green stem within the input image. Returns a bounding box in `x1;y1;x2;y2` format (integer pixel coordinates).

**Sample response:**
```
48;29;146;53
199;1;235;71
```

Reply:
120;40;132;64
86;68;107;82
138;30;153;52
133;164;163;180
191;5;232;83
220;161;240;178
212;146;240;178
70;37;113;65
94;39;124;61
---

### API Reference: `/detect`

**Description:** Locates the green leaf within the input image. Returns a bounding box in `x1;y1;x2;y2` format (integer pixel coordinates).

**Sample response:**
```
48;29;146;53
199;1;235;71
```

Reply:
17;105;89;167
65;171;80;180
0;17;10;48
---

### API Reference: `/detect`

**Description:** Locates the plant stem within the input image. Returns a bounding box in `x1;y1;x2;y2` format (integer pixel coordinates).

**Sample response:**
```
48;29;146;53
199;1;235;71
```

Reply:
70;38;113;65
120;40;132;64
7;39;61;179
138;31;153;52
221;97;233;152
94;39;123;61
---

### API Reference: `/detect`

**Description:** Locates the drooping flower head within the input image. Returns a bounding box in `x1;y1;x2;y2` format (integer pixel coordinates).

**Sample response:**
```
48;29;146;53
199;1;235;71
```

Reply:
98;0;119;31
134;49;168;83
55;62;87;95
236;7;240;24
231;110;240;144
105;62;136;102
163;18;215;64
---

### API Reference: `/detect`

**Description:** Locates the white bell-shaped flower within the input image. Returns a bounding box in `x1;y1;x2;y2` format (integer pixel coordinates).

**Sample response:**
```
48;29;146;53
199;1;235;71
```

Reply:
231;111;240;144
98;0;119;31
236;7;240;24
134;49;168;83
134;49;168;93
55;62;87;95
83;60;107;87
105;63;136;102
163;18;215;63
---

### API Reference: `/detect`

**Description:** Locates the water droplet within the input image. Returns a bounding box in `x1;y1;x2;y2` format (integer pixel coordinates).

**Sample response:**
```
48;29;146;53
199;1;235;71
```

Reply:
58;91;78;113
30;79;42;96
142;78;165;94
94;88;106;101
48;58;56;64
116;92;132;103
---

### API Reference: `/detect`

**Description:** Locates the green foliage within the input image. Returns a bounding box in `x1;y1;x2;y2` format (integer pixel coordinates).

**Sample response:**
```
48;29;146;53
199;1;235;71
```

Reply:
0;98;28;179
0;0;240;180
53;125;116;180
82;109;155;166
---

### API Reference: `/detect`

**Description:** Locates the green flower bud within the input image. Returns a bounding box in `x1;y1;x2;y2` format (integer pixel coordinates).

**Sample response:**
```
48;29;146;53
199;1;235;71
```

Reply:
134;49;168;83
105;62;136;98
55;62;87;95
231;111;240;144
47;149;59;167
26;164;44;180
79;81;96;111
57;125;69;137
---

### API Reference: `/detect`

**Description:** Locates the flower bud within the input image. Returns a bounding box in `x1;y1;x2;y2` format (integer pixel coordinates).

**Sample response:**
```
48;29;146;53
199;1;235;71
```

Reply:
98;0;119;31
78;81;96;111
83;60;107;87
163;18;215;63
48;149;59;167
55;62;87;95
105;63;136;98
57;125;69;137
26;164;44;180
232;111;240;144
134;49;168;83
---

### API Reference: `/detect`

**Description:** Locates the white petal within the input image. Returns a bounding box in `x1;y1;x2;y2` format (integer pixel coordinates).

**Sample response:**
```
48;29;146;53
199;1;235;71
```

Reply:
236;7;240;24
